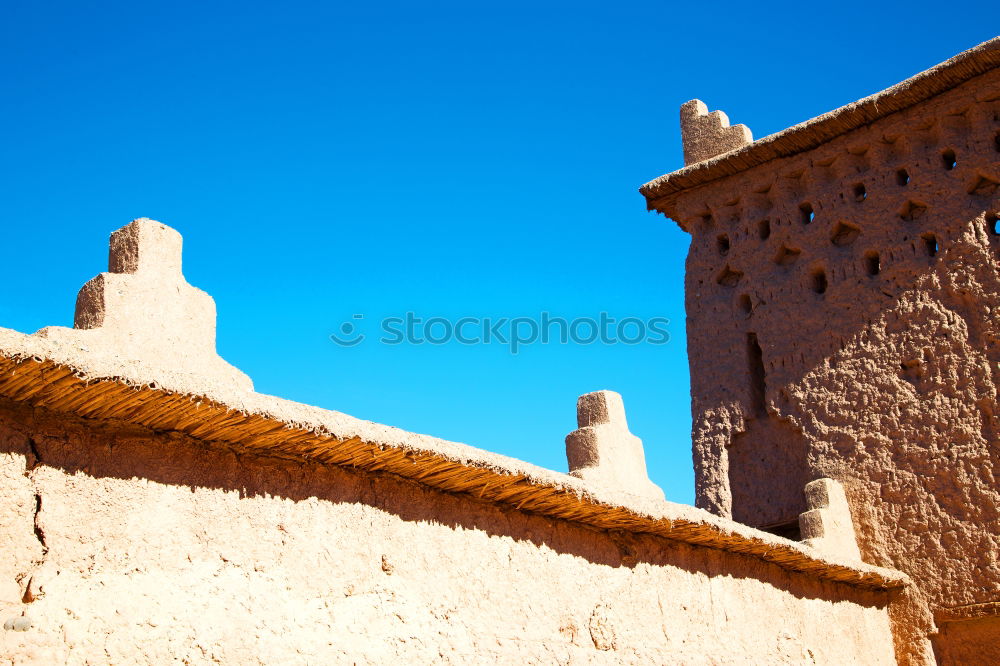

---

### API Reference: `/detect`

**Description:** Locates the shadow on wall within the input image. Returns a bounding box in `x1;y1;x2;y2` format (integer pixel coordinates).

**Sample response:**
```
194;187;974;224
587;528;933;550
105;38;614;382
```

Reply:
0;397;892;611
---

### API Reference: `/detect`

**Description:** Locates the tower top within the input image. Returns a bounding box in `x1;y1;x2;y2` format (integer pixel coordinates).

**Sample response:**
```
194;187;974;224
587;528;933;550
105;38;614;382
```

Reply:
642;37;1000;220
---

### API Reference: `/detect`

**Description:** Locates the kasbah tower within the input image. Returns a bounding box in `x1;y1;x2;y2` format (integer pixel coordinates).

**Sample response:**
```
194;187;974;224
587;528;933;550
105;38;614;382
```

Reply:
640;38;1000;661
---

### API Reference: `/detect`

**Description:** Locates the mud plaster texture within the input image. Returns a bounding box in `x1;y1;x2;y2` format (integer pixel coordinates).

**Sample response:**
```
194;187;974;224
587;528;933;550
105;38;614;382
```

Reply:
0;402;896;665
932;603;1000;664
680;100;753;166
34;218;252;396
3;38;994;666
565;391;665;501
643;43;1000;665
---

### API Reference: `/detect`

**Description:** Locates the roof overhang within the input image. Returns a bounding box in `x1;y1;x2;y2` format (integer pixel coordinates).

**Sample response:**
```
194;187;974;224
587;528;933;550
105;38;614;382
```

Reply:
640;37;1000;224
0;327;908;591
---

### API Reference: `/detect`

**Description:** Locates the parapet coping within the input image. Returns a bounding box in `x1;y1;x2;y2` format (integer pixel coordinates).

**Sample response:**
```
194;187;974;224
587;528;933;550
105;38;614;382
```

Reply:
640;37;1000;217
0;327;908;592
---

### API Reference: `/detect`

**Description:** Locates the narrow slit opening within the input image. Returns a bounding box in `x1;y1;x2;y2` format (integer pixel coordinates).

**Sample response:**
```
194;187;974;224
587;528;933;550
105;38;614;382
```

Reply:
799;203;815;225
922;233;938;257
811;269;828;294
758;219;771;240
747;333;766;416
988;214;1000;237
717;234;730;255
864;251;880;276
941;149;957;170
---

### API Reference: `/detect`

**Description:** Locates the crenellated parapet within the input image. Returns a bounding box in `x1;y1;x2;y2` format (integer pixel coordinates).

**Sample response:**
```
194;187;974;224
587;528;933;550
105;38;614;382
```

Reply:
680;99;753;166
798;478;862;562
34;218;252;394
565;390;665;500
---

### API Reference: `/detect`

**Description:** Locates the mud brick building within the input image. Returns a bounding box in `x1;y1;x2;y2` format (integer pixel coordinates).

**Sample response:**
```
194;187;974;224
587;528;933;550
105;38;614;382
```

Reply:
1;36;997;665
642;37;1000;664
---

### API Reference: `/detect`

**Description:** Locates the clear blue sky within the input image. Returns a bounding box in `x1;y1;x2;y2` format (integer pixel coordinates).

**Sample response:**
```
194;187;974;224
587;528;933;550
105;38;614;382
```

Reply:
1;2;994;504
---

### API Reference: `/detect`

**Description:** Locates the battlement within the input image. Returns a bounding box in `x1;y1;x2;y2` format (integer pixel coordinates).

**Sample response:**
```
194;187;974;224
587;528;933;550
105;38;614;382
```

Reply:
642;37;1000;212
34;218;252;396
565;390;665;500
679;99;753;165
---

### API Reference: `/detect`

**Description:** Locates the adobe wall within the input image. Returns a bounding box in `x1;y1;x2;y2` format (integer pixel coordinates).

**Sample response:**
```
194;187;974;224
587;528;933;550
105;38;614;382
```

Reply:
665;67;1000;659
932;606;1000;664
0;399;896;665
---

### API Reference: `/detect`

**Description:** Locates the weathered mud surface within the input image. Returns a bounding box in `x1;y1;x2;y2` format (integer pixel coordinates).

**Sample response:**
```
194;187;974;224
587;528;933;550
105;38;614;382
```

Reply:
0;403;895;664
666;67;1000;663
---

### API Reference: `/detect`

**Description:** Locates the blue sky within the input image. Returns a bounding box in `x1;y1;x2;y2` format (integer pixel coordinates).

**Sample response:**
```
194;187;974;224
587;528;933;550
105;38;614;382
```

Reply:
1;2;994;504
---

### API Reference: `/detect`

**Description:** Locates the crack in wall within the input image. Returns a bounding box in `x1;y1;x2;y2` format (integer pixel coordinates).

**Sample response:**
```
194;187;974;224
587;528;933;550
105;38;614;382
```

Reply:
31;492;46;555
20;437;49;604
24;436;40;474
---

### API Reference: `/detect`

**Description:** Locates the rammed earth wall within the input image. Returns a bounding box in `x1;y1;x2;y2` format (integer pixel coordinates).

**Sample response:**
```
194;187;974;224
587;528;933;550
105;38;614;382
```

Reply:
0;399;896;664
